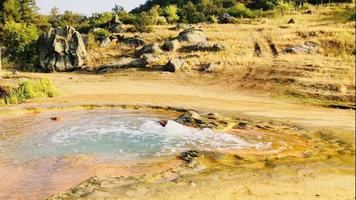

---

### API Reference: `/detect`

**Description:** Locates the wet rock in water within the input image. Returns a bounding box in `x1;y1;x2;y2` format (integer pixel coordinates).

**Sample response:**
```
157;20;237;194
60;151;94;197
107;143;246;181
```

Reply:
282;41;319;54
163;39;180;52
38;26;88;72
159;120;168;127
180;150;201;162
177;27;207;43
288;18;295;24
174;111;231;130
121;36;146;47
164;58;185;72
136;43;163;57
181;42;225;52
219;13;236;24
100;37;112;48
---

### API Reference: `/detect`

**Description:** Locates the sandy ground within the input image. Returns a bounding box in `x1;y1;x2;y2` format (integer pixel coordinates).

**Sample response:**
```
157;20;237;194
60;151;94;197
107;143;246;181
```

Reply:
0;71;355;200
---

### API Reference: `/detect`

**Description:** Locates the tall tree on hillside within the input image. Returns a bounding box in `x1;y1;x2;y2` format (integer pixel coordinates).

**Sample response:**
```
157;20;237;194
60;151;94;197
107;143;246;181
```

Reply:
19;0;37;23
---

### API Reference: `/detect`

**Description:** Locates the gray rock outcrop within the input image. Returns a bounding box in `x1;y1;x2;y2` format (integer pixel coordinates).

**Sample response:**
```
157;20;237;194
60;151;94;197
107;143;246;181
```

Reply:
164;58;185;72
282;42;319;54
38;26;88;72
136;43;163;57
163;39;180;51
177;27;207;43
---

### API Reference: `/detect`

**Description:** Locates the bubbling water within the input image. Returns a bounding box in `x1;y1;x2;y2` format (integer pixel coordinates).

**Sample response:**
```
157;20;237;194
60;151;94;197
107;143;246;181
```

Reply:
21;114;270;162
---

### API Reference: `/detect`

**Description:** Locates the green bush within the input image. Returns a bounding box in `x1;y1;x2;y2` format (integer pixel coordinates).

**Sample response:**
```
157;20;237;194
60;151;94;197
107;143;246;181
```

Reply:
92;28;110;41
0;78;58;106
348;10;356;21
3;21;39;70
208;15;218;23
273;0;295;15
228;3;256;18
132;12;155;32
163;5;179;23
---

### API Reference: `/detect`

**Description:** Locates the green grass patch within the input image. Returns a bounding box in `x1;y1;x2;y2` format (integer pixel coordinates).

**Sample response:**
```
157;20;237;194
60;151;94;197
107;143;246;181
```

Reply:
0;78;58;106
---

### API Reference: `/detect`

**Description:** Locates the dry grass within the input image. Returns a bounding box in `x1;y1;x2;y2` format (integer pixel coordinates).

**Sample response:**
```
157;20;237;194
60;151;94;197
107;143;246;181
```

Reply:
87;3;355;108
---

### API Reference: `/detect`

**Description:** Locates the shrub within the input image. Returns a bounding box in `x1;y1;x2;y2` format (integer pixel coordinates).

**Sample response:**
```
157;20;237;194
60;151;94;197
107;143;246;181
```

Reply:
163;5;179;23
187;12;206;24
0;78;58;106
228;3;256;18
3;21;39;70
157;16;168;25
132;12;154;32
92;28;110;41
208;15;218;23
273;0;295;15
348;10;355;21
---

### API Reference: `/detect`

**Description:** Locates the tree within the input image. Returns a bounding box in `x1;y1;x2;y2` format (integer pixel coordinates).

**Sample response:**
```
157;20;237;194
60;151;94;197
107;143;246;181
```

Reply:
3;21;39;69
163;5;179;23
19;0;38;23
112;4;124;14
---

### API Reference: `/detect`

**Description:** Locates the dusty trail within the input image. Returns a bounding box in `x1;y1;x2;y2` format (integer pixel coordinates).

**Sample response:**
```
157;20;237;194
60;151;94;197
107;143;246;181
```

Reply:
3;72;354;131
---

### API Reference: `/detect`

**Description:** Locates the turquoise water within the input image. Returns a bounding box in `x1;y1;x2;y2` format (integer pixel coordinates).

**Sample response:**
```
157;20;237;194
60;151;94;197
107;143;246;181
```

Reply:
1;110;270;164
0;109;271;199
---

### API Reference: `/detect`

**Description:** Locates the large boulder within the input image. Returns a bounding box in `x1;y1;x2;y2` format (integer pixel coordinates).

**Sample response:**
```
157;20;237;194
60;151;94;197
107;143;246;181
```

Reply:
97;57;146;73
135;43;163;57
163;39;180;52
121;36;146;47
219;13;236;24
282;42;319;54
177;27;207;43
38;26;88;72
164;58;185;72
107;14;125;33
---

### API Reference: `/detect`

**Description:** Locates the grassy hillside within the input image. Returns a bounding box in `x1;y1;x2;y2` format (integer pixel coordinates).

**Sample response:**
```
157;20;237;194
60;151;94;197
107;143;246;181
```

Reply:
88;4;355;108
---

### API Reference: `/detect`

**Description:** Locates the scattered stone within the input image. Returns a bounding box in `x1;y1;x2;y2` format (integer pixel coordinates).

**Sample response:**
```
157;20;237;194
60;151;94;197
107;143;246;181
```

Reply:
269;43;279;57
50;117;61;121
177;27;207;43
181;42;225;52
121;36;146;47
38;26;88;72
164;58;185;72
204;63;219;73
180;150;201;162
97;57;146;73
288;18;295;24
163;39;180;52
174;23;191;30
254;42;262;57
107;14;125;33
233;121;248;129
100;37;112;48
282;41;319;54
304;10;315;14
141;53;161;66
219;13;236;24
136;43;163;57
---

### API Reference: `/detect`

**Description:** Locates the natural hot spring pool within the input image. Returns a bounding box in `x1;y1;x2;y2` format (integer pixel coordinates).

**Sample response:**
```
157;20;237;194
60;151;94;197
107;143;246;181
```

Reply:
0;109;271;199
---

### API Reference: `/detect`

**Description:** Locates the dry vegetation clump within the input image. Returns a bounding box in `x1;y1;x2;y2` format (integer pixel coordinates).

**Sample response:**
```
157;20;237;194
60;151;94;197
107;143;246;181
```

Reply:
86;3;355;108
